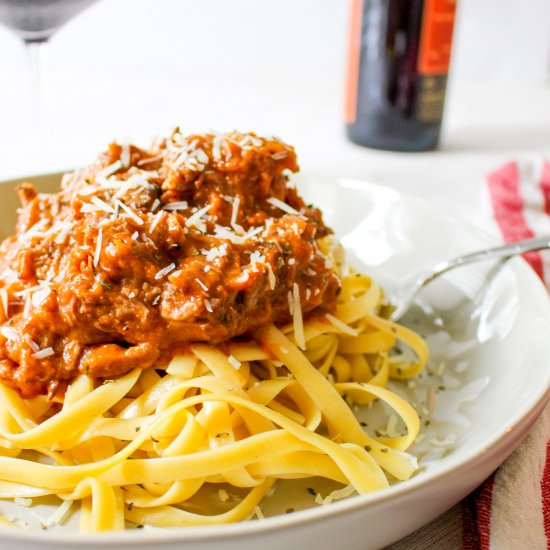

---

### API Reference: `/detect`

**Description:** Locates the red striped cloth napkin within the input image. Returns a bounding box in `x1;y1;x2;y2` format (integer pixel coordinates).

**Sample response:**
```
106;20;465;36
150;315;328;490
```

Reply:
389;160;550;549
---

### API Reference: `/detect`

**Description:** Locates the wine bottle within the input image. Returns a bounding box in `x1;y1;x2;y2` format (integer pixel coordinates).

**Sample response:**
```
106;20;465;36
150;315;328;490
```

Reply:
345;0;457;152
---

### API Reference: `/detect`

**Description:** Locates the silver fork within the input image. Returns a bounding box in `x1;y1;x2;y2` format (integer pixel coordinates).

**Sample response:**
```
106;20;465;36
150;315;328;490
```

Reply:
390;235;550;322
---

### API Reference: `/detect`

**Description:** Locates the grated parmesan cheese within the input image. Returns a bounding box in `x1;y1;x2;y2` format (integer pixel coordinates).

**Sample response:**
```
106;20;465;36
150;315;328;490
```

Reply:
40;500;73;529
249;250;265;272
137;154;163;167
1;326;17;340
213;224;263;245
31;287;51;309
0;289;8;319
195;278;208;292
94;228;103;268
32;347;55;360
236;271;249;283
2;269;19;284
24;219;48;239
90;196;115;214
186;204;211;229
212;136;223;161
155;263;176;280
24;334;40;353
163;201;188;211
202;243;228;262
116;200;144;226
112;174;154;200
325;313;359;337
292;283;306;350
79;204;103;214
148;211;164;234
266;263;276;290
321;485;356;506
236;135;263;149
14;285;39;297
227;355;241;370
230;196;242;232
173;139;208;172
120;143;131;167
287;291;294;315
54;221;73;245
271;150;288;160
244;226;264;240
97;160;123;179
195;148;209;164
267;197;301;216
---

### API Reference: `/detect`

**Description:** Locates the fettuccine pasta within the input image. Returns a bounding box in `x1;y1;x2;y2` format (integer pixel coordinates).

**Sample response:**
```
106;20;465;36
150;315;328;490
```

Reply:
0;273;427;531
0;130;428;531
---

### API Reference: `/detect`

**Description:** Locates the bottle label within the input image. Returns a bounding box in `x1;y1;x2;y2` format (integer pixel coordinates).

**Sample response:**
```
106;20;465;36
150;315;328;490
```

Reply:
344;0;363;124
416;0;456;123
416;75;448;123
417;0;457;75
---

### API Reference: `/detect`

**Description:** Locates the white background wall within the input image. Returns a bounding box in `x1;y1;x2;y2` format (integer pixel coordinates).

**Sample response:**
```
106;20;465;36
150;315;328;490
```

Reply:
0;0;548;180
0;0;547;82
452;0;550;82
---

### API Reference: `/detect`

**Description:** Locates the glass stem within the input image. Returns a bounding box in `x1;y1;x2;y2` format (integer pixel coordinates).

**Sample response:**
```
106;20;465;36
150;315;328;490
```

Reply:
24;39;50;161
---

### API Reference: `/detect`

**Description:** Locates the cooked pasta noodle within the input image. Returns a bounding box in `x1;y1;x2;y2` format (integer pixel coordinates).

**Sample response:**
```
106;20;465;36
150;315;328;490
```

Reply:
0;273;427;531
0;130;429;531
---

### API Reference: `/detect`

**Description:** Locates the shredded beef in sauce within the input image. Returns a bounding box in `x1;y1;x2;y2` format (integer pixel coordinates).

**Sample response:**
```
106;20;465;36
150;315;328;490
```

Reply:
0;130;341;398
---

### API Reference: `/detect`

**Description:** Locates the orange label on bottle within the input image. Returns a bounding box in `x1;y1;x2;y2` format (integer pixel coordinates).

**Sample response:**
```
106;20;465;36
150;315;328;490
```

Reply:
418;0;457;75
344;0;363;124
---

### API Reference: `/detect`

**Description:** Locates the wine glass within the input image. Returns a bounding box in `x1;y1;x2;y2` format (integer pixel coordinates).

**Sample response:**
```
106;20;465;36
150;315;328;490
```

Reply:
0;0;100;161
0;0;99;43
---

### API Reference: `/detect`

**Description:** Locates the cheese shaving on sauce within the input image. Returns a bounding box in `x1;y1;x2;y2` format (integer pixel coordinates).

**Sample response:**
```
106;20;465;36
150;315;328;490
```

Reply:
267;197;301;216
292;283;306;350
116;200;144;225
186;205;211;229
155;263;176;280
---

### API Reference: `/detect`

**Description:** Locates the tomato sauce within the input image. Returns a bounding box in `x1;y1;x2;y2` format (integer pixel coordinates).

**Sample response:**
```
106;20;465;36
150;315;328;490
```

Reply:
0;130;340;398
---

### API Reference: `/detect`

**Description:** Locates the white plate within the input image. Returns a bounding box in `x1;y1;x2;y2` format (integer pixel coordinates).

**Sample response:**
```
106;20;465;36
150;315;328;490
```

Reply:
0;173;549;549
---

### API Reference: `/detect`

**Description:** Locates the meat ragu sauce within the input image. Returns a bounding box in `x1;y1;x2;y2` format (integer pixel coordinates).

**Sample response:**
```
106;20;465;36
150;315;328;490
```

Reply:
0;130;341;398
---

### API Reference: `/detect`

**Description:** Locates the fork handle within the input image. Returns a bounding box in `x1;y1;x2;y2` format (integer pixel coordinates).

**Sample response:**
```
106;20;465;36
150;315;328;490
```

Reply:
434;235;550;280
391;235;550;322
